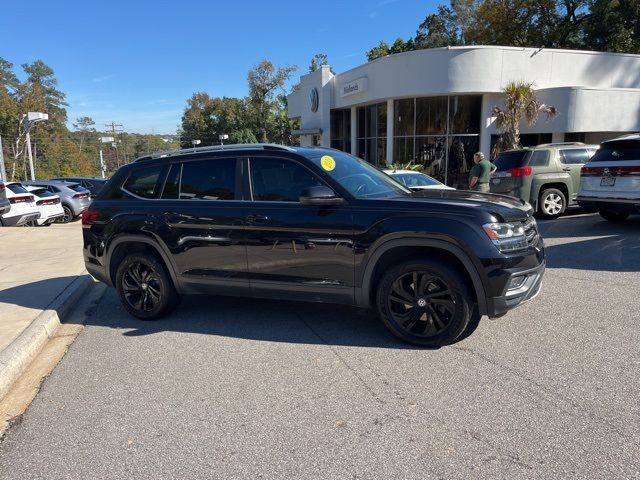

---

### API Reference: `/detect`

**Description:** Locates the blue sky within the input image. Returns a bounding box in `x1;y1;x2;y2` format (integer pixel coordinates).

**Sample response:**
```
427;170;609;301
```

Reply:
0;0;436;134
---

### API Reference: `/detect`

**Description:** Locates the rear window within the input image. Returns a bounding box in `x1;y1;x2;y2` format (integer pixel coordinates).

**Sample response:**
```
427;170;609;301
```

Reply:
7;184;29;194
493;151;529;171
589;140;640;162
30;188;53;197
559;149;590;165
394;173;441;187
122;166;165;199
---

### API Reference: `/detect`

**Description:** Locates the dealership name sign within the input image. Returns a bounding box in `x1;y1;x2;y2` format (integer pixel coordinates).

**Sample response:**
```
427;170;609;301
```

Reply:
341;77;368;98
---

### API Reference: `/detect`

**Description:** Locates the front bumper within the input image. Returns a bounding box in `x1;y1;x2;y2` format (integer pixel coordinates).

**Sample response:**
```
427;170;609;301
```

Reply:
486;261;545;317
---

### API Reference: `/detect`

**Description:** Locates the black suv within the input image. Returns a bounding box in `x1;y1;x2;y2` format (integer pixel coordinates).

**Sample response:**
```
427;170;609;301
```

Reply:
83;144;545;346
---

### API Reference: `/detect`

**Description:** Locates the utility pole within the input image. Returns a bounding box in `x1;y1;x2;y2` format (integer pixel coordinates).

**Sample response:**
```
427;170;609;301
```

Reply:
105;121;123;167
0;136;6;181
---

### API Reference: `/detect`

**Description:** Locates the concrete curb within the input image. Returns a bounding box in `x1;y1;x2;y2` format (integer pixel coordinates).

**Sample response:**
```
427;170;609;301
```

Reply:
0;274;94;400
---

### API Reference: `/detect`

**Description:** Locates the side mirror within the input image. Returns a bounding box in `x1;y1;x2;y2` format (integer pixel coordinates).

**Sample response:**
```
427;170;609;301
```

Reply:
299;186;344;206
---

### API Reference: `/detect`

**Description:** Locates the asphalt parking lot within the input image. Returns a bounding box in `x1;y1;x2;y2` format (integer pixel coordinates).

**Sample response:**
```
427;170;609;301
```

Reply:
1;212;639;479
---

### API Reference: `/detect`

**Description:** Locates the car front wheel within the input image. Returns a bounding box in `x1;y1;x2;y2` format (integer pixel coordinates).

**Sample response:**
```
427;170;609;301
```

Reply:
376;259;473;347
115;253;179;320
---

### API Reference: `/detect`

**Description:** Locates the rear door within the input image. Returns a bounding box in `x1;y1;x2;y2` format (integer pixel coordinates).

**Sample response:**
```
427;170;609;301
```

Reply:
558;148;591;201
157;157;249;295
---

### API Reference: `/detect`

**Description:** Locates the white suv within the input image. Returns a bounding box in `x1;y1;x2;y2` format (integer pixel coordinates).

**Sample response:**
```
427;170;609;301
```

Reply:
0;182;40;226
577;135;640;222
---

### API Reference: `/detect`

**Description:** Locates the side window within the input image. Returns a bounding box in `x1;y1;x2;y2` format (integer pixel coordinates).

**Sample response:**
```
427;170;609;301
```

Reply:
122;165;165;199
250;157;323;202
179;158;236;200
560;149;589;165
528;150;550;167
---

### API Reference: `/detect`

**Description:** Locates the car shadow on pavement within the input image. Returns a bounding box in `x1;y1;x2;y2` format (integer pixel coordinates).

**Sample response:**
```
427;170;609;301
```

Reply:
0;276;83;312
83;292;452;350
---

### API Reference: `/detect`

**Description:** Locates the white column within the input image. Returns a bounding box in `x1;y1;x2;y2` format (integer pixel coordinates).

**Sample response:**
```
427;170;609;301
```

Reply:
350;107;357;155
386;99;394;165
552;132;564;143
479;94;493;159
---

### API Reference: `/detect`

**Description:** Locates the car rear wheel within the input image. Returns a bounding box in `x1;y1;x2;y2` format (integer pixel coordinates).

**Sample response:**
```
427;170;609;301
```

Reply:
599;210;629;222
376;258;472;347
58;205;73;223
115;253;179;320
539;188;566;219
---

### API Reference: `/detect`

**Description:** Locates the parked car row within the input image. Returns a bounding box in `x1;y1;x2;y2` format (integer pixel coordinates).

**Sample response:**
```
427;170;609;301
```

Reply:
490;135;640;222
0;176;105;227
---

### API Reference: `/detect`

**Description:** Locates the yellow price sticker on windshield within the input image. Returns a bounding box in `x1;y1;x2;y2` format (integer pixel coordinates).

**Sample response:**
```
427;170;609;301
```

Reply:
320;155;336;171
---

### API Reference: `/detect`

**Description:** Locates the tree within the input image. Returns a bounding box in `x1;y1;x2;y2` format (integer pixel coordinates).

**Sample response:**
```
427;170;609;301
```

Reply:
73;116;95;153
0;57;19;95
414;4;465;48
20;60;68;122
309;53;335;73
492;81;558;155
584;0;640;53
247;60;297;142
366;40;392;61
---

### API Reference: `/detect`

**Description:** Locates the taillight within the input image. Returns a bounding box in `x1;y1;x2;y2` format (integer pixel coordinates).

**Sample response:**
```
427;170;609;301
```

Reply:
0;184;5;191
73;192;90;199
506;166;532;177
581;166;603;176
9;195;34;204
37;198;60;206
81;209;99;225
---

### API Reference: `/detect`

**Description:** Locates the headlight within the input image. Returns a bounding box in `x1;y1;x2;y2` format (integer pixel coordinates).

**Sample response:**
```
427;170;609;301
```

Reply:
483;222;528;253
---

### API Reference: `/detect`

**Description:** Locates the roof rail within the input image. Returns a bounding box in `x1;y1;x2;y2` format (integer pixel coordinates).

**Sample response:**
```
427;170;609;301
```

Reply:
134;143;296;162
536;142;585;147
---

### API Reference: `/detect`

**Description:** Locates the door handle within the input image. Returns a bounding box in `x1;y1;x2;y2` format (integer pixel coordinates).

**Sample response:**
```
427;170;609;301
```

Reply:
246;214;269;224
562;167;571;172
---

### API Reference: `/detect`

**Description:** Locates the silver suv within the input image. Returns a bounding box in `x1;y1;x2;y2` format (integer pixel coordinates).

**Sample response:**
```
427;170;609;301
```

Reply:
490;142;598;219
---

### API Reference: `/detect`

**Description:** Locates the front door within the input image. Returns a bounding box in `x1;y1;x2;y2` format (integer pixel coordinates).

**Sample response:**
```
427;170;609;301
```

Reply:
243;156;354;304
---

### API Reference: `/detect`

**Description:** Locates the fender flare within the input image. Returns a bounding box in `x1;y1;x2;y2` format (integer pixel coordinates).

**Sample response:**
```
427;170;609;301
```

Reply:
358;238;487;315
106;234;181;293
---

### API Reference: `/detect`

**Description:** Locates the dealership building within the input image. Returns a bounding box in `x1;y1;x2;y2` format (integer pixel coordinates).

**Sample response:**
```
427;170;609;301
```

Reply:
287;46;640;187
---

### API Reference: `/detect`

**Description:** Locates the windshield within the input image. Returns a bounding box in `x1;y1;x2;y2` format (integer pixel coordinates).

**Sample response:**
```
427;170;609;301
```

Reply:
308;151;410;199
392;172;442;187
494;151;529;171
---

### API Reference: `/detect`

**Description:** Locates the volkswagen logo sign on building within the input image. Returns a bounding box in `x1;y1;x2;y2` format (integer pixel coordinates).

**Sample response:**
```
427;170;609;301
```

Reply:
309;87;319;113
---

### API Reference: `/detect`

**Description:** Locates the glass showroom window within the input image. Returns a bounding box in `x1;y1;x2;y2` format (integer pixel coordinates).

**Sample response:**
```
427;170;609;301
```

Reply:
330;109;351;153
356;103;387;166
393;95;481;186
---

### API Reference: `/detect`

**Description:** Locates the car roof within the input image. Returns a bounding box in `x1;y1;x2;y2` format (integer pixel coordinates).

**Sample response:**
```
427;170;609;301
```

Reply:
132;144;340;163
53;176;106;180
25;179;78;185
602;133;640;143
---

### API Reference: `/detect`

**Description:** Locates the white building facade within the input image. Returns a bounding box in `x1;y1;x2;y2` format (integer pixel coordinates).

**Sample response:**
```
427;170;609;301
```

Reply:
287;46;640;188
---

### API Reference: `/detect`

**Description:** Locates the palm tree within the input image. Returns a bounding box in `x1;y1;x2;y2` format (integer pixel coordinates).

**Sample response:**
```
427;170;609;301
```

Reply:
492;81;558;157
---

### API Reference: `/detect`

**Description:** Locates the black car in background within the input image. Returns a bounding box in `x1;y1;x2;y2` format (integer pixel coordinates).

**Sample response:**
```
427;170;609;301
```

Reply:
82;144;545;347
53;176;107;198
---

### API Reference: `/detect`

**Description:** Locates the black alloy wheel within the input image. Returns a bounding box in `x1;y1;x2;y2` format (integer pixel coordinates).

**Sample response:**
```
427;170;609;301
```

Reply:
377;259;472;347
115;253;178;320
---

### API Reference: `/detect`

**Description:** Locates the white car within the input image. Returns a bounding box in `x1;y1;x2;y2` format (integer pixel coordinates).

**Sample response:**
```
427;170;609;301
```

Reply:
384;169;454;191
577;134;640;222
24;185;65;226
0;182;40;226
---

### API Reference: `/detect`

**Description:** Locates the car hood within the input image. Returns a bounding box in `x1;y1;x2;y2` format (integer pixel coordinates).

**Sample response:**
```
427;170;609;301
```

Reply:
379;189;533;222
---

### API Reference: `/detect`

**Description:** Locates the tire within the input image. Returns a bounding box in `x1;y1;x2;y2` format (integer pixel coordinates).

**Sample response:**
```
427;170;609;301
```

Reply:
376;258;473;347
59;205;73;223
538;188;566;219
599;210;629;222
115;252;179;320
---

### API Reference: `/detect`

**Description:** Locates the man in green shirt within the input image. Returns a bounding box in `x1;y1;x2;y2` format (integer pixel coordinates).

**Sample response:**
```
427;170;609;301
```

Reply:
468;152;494;192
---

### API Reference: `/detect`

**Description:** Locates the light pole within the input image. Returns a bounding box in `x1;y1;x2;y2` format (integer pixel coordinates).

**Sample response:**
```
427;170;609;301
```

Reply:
219;134;228;148
99;136;114;178
22;112;48;180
